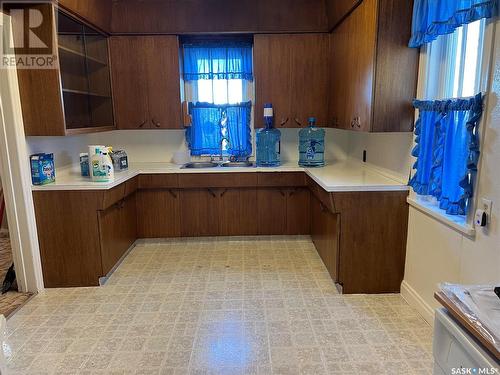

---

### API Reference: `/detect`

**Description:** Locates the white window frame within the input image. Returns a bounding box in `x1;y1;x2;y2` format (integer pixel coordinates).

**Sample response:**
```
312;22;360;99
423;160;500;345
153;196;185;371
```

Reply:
408;19;496;236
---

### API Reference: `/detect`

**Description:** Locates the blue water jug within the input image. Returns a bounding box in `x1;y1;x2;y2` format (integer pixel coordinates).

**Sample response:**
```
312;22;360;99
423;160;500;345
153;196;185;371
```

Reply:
256;104;281;167
298;117;325;167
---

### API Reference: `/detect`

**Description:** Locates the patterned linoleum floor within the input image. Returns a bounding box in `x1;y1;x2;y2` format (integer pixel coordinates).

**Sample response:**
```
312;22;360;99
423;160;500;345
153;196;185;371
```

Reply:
4;237;433;374
0;236;32;318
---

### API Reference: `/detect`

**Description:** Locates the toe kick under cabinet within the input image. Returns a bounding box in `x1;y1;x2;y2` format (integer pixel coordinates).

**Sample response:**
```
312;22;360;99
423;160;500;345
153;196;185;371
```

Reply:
32;172;408;292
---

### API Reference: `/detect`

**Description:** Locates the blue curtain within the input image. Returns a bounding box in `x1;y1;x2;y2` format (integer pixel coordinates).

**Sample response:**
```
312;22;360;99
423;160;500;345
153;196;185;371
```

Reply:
183;42;253;81
409;94;483;215
409;0;498;48
187;102;252;157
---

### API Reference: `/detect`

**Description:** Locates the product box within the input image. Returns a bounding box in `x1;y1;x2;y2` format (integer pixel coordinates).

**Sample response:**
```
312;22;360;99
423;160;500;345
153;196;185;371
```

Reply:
30;153;55;185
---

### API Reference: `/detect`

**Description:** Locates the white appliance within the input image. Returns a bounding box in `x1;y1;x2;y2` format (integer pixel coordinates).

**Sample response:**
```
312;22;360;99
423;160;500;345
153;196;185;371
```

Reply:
433;308;499;375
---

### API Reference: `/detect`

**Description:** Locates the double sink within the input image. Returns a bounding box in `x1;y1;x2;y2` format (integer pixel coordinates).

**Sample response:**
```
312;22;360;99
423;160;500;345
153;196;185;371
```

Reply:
182;161;254;169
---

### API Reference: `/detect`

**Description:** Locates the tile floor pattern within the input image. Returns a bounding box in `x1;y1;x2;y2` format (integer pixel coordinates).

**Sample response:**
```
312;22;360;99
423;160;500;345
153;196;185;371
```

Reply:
4;237;434;374
0;236;32;318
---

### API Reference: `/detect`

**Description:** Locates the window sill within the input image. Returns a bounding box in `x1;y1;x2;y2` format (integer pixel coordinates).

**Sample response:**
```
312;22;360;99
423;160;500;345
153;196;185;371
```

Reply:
407;196;476;237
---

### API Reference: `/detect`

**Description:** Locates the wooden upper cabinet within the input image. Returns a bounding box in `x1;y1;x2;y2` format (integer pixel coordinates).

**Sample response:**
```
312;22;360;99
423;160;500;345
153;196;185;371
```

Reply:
329;0;418;132
290;34;330;127
254;35;292;128
146;36;182;129
324;0;362;30
109;36;182;130
109;37;149;129
254;34;330;128
17;4;115;136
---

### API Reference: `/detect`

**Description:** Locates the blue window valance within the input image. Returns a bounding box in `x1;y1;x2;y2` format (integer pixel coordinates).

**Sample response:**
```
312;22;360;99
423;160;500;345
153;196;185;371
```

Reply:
183;42;253;81
409;0;498;48
186;102;252;157
409;94;483;215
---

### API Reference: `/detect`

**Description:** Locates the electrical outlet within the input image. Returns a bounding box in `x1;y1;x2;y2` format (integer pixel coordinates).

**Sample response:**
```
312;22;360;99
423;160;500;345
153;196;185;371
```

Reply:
481;198;493;222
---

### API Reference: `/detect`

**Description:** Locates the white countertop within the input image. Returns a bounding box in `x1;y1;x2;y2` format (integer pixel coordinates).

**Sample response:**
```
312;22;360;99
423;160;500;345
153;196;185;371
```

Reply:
31;160;409;193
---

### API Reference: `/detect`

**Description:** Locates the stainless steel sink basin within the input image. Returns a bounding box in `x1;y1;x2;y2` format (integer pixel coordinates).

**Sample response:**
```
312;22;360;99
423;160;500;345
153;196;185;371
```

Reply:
221;161;254;168
182;162;219;169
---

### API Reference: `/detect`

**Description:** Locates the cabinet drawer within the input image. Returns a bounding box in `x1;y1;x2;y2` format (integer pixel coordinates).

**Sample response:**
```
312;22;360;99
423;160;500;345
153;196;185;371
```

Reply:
101;184;126;210
257;172;306;187
178;173;258;188
138;174;179;189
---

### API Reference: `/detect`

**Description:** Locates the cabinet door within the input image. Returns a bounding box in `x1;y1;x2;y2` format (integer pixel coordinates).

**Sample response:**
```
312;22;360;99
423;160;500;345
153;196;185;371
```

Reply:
219;188;259;236
180;189;220;237
254;35;292;128
310;196;339;282
146;36;183;129
136;189;180;238
286;188;310;235
109;36;150;129
290;34;330;127
99;193;137;276
257;188;287;235
329;0;377;131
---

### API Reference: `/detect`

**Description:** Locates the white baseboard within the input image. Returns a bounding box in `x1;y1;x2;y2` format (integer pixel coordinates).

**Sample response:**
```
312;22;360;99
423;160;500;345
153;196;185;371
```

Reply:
401;280;435;326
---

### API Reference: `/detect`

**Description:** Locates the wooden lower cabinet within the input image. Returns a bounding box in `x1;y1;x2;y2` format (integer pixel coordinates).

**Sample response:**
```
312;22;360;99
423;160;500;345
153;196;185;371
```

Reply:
286;187;311;235
219;188;259;236
310;195;339;281
99;193;137;275
33;172;409;292
180;189;220;237
136;189;180;238
257;188;287;235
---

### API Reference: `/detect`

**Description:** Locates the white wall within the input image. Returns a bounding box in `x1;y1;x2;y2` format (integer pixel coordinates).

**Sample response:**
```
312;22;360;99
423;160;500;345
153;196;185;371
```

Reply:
26;127;350;169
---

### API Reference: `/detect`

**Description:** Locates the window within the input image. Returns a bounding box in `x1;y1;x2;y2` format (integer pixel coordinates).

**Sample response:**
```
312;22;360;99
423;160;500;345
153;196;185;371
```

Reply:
409;20;489;218
182;41;253;157
422;20;485;100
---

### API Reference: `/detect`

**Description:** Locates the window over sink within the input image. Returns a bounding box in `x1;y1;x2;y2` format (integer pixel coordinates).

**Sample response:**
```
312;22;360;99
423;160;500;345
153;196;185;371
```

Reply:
181;39;254;157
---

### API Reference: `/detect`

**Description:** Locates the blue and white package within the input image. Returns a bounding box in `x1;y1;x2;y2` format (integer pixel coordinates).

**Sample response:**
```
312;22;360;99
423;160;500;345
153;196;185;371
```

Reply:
30;153;55;185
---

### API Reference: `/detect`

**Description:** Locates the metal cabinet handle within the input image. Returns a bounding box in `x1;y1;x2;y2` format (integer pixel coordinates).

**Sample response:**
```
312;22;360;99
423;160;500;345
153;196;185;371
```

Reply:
168;189;178;199
294;118;303;127
350;117;361;128
152;118;161;128
280;118;289;127
279;189;286;197
138;120;147;128
220;189;228;198
207;188;217;198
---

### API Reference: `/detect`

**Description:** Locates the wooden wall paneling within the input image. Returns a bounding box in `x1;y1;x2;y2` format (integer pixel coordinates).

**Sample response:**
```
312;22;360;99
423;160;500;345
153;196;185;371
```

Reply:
257;188;287;235
254;35;292;128
57;0;112;32
324;0;362;30
290;34;331;127
109;36;150;129
286;188;311;235
334;191;409;294
180;189;220;237
111;0;329;34
146;36;183;129
372;0;418;132
136;189;180;238
33;191;104;287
